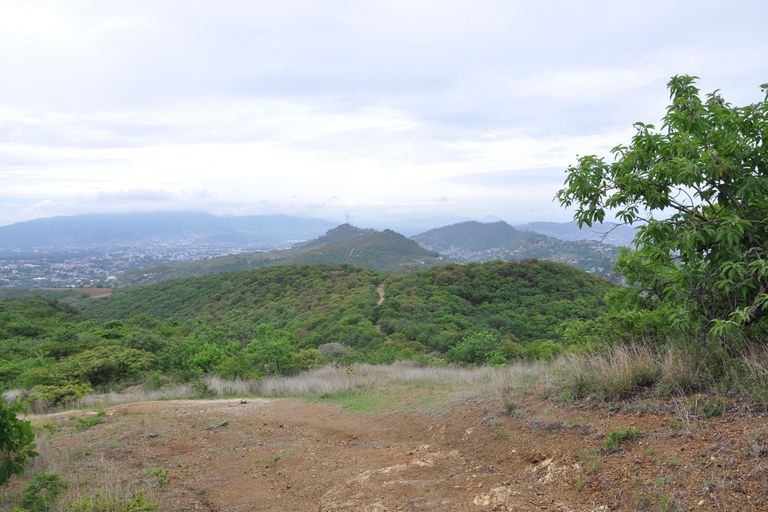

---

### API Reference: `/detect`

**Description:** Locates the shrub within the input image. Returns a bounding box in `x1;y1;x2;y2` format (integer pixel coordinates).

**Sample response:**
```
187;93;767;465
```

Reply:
0;397;38;486
17;473;68;511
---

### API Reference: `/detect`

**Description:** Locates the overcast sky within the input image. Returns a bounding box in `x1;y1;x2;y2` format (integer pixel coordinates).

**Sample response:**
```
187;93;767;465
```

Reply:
1;0;766;227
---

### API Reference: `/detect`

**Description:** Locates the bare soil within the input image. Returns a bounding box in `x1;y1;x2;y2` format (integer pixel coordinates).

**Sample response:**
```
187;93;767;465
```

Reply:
41;287;114;298
21;389;768;511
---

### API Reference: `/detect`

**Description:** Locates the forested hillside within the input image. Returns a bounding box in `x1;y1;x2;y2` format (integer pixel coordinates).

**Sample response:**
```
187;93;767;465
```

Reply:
413;221;620;282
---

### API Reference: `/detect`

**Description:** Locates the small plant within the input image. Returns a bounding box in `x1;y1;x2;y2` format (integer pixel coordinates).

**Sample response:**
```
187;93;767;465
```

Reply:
64;489;158;511
702;396;725;417
579;448;602;474
658;494;682;512
153;468;170;489
605;427;642;449
17;473;69;512
494;430;511;440
635;491;651;510
75;411;106;431
31;419;60;436
667;458;680;468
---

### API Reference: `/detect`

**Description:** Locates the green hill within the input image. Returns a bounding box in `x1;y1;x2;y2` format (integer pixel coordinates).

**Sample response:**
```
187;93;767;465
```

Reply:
2;260;616;399
412;221;621;283
413;221;536;252
112;225;443;286
83;260;615;350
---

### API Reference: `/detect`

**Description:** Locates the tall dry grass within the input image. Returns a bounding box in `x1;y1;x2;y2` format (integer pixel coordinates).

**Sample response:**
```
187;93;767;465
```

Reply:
556;344;659;400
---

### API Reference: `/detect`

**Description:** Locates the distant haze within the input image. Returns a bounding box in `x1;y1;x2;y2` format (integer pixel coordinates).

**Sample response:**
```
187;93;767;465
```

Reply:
1;1;766;226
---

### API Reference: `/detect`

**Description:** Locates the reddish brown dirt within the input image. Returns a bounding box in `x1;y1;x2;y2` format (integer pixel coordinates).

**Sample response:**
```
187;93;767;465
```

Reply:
21;392;768;511
42;287;114;297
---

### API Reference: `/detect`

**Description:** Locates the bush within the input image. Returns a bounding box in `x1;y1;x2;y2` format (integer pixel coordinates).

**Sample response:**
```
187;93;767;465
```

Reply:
0;397;38;485
29;383;93;406
17;472;68;511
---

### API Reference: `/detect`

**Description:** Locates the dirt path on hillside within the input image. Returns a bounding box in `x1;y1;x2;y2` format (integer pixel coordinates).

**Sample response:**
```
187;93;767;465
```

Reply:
376;284;385;305
42;287;114;297
21;392;768;512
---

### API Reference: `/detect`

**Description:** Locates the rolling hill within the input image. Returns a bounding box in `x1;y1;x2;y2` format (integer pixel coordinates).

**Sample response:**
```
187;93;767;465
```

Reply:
112;225;443;286
412;221;621;282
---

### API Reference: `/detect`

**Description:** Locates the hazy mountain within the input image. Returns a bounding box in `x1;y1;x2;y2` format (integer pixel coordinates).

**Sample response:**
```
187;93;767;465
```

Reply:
413;221;536;252
114;225;443;285
514;220;636;246
412;220;621;282
0;211;336;249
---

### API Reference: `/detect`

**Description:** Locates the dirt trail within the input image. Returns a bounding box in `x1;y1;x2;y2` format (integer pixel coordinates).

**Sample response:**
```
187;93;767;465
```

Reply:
23;392;768;511
376;284;385;305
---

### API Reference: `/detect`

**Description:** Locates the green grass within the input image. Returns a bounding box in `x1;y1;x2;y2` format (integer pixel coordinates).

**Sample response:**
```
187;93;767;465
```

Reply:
605;427;642;449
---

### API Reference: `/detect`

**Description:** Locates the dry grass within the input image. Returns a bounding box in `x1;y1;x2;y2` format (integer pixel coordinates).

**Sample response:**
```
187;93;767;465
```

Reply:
557;344;659;400
731;343;768;406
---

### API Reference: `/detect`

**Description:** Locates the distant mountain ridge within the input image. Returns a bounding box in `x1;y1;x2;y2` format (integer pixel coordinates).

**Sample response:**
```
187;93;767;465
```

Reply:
412;220;621;282
0;211;336;249
514;220;636;246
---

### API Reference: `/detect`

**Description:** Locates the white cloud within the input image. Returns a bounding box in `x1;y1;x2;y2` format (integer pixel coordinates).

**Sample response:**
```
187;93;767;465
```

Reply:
0;0;765;226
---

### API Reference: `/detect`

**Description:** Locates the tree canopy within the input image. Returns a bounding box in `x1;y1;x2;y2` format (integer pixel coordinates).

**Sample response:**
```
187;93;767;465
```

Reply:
557;76;768;336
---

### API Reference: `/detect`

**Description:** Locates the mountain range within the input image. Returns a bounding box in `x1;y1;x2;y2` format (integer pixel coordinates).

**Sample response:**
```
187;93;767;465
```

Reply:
0;211;636;250
0;211;335;250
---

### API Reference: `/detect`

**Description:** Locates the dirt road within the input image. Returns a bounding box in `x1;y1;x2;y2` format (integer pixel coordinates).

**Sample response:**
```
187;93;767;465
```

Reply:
24;391;768;511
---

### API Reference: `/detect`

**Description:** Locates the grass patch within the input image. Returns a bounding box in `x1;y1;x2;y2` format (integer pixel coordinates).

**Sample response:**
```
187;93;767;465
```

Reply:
605;427;642;449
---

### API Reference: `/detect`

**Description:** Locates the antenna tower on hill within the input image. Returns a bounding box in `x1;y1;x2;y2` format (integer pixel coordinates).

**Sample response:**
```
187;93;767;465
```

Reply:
346;213;353;226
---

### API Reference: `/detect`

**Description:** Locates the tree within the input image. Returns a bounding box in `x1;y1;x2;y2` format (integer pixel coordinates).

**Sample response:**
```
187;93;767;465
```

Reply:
557;76;768;336
1;397;38;486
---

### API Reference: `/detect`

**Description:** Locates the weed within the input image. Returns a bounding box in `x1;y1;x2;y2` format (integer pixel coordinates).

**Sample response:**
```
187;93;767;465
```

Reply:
500;398;518;417
153;468;170;489
604;427;642;449
579;448;602;474
702;396;725;417
18;473;69;512
494;430;510;440
63;489;158;511
635;491;651;510
76;412;106;431
31;419;60;435
658;494;682;512
667;458;680;468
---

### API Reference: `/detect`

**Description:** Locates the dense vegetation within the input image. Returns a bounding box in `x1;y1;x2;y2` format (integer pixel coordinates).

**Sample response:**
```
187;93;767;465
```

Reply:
552;76;768;403
0;261;615;408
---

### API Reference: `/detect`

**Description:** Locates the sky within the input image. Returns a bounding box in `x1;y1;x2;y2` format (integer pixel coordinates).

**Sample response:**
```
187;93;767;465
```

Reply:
1;0;767;228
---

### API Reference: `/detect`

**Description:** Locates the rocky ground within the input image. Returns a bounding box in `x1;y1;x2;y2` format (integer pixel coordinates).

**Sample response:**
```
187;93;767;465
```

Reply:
7;388;768;511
